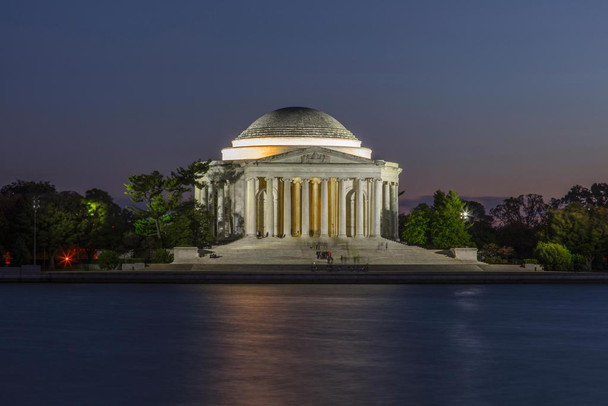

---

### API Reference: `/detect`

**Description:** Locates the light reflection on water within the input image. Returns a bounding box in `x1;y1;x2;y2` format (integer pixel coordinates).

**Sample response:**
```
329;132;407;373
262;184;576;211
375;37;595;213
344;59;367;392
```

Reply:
0;284;608;405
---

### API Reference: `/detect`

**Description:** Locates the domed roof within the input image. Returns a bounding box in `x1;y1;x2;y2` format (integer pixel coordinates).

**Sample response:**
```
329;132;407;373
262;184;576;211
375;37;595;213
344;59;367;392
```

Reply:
237;107;358;140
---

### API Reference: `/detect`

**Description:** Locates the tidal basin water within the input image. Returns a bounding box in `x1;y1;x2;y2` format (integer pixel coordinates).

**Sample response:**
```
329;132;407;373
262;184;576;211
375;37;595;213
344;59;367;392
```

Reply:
1;284;607;405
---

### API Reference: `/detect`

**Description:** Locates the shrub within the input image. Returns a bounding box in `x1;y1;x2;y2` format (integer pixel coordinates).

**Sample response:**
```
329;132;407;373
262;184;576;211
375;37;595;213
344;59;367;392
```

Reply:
98;250;120;270
522;258;538;264
150;248;173;264
534;242;573;271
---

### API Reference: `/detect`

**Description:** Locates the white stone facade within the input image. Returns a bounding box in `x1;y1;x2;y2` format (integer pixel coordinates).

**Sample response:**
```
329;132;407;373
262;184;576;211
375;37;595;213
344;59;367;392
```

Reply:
195;107;402;240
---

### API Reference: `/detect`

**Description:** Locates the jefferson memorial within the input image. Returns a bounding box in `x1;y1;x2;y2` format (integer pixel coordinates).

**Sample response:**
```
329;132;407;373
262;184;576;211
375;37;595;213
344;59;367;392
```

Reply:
195;107;402;241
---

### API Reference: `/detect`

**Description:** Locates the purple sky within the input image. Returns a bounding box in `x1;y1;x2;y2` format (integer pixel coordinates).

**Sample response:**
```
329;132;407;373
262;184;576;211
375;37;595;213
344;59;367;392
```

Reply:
2;1;607;211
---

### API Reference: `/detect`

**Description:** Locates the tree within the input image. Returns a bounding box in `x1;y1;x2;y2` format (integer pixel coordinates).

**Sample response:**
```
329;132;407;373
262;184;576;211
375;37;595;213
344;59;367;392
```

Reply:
534;241;573;271
462;200;496;248
542;203;608;271
165;202;214;247
80;188;129;258
37;191;88;269
124;171;180;245
401;190;472;249
171;159;210;192
124;159;211;248
429;190;472;249
491;194;549;259
401;203;431;246
557;183;608;208
0;181;57;266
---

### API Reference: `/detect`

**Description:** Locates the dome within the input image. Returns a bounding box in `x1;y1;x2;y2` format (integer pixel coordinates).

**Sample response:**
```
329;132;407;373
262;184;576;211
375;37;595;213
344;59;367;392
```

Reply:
222;106;371;161
237;107;358;140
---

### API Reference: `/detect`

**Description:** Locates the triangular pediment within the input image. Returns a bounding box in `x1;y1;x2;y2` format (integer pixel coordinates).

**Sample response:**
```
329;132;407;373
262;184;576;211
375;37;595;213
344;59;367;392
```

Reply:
256;147;372;164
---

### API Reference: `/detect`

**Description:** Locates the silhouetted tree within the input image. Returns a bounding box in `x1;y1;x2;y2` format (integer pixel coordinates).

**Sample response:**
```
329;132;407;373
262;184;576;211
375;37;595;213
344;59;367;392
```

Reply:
490;194;549;259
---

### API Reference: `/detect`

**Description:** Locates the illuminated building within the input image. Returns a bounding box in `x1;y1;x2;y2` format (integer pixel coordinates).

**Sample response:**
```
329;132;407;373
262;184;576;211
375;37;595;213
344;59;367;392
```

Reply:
196;107;402;239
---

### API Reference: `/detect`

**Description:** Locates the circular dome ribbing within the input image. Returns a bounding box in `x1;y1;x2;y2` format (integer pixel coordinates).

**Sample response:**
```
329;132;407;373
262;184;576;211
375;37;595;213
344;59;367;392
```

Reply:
237;107;358;140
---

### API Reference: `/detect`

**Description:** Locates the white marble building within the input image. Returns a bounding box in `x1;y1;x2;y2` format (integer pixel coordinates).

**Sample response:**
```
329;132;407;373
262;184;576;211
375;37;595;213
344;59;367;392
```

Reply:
195;107;402;240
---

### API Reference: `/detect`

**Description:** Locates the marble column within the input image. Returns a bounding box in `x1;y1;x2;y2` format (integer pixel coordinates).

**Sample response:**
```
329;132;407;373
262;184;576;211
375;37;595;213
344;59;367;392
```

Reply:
283;178;292;237
201;184;208;208
208;182;215;215
320;178;329;237
310;179;320;236
265;178;274;236
301;178;310;237
217;182;224;235
224;181;231;235
391;183;399;240
373;178;382;237
383;182;390;237
356;178;364;237
339;178;347;237
293;179;302;236
194;185;200;204
246;178;255;235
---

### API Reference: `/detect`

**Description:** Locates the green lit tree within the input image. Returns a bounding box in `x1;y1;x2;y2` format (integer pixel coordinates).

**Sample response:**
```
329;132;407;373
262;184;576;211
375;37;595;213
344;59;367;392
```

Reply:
124;159;210;248
80;188;130;258
401;190;472;249
124;171;182;245
429;190;472;249
401;203;431;246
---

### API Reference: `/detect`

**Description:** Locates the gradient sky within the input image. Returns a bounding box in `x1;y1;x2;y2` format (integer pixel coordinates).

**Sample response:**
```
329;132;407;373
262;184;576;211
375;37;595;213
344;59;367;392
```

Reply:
2;0;607;210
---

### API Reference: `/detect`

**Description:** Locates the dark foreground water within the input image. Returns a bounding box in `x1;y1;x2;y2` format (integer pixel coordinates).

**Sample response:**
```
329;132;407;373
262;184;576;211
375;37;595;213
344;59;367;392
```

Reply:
1;284;607;406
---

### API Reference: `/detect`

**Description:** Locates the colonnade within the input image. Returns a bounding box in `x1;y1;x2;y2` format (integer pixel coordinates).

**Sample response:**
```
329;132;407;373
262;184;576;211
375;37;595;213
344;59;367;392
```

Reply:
198;180;233;237
243;177;399;239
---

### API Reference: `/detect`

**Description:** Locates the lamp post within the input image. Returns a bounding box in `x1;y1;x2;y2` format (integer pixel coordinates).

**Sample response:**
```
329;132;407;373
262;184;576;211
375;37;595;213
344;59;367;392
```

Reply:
33;197;40;265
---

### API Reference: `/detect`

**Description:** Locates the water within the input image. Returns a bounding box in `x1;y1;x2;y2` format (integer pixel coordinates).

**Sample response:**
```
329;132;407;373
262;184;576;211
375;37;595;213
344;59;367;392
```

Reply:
0;284;607;405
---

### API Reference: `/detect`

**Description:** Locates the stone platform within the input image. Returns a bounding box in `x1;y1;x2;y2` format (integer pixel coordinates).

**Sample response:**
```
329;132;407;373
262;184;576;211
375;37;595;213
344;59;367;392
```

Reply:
174;236;480;266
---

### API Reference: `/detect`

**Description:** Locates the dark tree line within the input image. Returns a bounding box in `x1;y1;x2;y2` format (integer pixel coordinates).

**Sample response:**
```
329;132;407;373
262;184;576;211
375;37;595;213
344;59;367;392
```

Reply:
401;183;608;271
0;159;213;269
0;181;132;268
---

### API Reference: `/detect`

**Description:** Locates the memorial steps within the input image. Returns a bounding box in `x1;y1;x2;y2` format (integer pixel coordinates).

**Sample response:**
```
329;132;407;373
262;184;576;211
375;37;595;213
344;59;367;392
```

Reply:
181;236;480;266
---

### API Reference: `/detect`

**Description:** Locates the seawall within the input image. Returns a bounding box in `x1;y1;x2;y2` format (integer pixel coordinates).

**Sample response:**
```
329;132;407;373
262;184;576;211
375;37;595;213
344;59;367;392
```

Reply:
2;265;608;284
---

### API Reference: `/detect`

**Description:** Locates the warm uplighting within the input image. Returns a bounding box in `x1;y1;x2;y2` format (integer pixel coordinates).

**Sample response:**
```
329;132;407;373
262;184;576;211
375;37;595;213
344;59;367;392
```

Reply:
222;143;372;160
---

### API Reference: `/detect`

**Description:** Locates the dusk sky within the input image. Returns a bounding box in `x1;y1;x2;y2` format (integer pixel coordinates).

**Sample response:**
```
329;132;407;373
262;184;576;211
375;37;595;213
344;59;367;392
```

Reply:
2;0;607;210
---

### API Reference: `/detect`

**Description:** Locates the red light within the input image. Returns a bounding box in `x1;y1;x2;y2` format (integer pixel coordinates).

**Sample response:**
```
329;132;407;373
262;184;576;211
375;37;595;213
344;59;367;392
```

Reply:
58;249;76;268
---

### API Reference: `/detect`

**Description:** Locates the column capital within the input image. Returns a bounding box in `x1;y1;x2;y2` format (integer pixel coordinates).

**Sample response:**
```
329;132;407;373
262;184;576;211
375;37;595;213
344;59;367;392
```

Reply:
309;178;321;185
283;177;292;183
320;178;329;182
301;178;309;182
292;178;302;185
264;177;274;182
339;177;350;182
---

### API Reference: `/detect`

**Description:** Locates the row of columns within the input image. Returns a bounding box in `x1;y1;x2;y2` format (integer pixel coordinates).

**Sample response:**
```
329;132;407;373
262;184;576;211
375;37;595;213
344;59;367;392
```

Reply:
245;177;399;239
200;180;232;237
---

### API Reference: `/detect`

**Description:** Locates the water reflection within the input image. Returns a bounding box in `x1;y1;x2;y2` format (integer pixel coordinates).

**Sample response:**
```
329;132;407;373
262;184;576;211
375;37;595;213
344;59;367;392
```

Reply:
1;284;608;405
